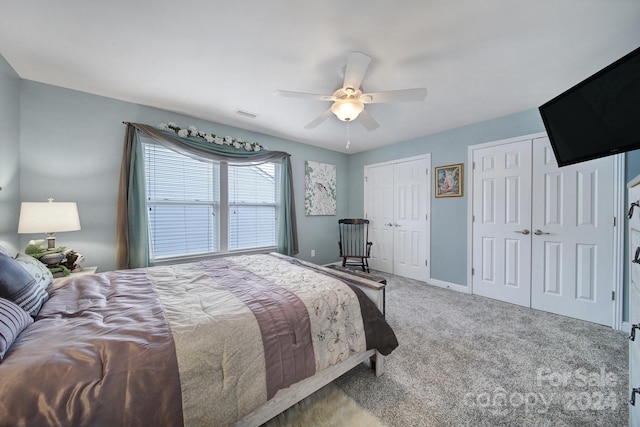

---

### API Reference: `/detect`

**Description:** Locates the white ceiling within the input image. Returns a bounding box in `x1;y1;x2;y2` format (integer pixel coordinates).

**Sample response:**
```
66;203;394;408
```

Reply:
1;0;639;153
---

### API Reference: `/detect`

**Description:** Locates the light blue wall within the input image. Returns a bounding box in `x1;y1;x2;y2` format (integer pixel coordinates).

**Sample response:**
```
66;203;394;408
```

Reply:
348;109;546;286
7;55;639;321
349;109;639;325
18;80;350;271
0;54;21;255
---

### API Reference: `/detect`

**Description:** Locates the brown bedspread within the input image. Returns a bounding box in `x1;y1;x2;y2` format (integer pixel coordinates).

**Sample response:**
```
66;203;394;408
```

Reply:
0;254;397;427
0;268;183;427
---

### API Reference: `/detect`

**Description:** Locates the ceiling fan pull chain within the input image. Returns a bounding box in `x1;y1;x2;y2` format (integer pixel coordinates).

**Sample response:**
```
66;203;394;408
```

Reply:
346;122;351;149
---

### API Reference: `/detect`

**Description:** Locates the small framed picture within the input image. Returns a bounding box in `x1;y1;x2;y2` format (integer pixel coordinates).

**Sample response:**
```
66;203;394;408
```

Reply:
435;163;463;198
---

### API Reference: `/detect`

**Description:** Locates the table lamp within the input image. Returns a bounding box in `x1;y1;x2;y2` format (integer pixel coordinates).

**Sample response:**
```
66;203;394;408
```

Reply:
17;198;81;249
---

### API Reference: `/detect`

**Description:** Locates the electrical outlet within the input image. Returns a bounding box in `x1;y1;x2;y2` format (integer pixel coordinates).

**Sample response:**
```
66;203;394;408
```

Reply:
311;249;316;257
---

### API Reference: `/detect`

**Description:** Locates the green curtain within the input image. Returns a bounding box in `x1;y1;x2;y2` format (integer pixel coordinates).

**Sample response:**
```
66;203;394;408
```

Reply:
116;123;298;269
277;155;298;255
116;126;153;269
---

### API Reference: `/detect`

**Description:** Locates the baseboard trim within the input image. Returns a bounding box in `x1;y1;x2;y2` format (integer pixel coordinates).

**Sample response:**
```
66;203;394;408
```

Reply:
426;278;470;294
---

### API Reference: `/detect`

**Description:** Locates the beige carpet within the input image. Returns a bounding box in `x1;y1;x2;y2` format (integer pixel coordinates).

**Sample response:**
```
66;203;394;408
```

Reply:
266;272;626;426
333;272;628;426
263;384;386;427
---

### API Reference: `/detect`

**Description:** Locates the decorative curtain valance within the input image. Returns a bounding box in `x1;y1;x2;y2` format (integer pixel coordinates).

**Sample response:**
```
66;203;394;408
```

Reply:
116;122;298;269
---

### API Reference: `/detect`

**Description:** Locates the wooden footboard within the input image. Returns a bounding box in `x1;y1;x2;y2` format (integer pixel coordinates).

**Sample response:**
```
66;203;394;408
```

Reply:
317;264;386;316
270;253;387;315
234;349;381;426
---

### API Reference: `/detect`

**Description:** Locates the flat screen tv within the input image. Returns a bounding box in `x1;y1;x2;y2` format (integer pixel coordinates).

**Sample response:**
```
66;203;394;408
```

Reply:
539;46;640;167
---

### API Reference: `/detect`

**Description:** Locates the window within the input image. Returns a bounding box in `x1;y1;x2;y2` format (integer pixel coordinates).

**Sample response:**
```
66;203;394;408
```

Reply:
228;162;279;251
143;141;280;260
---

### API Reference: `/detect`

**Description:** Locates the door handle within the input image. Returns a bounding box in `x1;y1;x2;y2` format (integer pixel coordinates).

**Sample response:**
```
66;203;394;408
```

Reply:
630;323;640;341
633;247;640;265
629;201;640;219
631;387;640;406
385;223;393;227
514;229;530;235
534;229;550;236
394;223;402;227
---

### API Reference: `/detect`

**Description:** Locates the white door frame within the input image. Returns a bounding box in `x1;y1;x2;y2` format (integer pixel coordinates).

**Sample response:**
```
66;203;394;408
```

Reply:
364;153;431;282
612;153;625;331
467;132;625;329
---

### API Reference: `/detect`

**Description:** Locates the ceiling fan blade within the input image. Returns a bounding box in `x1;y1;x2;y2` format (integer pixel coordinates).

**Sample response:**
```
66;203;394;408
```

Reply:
274;90;334;101
304;108;334;129
343;51;371;91
360;88;427;104
357;109;380;131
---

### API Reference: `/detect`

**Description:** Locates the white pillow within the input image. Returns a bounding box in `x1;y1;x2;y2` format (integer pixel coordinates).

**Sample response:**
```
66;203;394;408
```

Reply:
0;245;9;257
13;253;53;292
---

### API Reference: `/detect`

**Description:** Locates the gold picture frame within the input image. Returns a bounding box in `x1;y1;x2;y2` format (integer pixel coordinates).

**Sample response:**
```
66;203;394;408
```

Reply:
435;163;463;198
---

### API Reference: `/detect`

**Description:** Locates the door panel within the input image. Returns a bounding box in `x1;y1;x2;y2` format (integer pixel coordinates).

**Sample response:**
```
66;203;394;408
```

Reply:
531;137;614;325
505;238;521;287
543;242;562;294
472;139;532;307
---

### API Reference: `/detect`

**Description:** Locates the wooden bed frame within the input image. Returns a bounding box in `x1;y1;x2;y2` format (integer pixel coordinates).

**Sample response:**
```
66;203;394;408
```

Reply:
235;255;388;426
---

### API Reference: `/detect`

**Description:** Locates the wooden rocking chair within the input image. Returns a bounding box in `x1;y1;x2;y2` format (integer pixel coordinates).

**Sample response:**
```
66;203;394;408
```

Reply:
338;218;373;273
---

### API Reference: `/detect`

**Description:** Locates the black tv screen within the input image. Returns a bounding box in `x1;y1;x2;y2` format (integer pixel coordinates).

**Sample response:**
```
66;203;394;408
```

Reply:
539;46;640;167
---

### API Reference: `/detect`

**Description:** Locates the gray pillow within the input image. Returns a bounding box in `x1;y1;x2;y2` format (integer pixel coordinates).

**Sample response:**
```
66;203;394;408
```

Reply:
0;297;33;361
14;253;53;292
0;253;48;316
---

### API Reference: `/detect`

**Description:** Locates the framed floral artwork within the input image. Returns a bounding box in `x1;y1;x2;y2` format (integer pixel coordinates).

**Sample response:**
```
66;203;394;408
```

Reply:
305;161;337;215
435;163;463;198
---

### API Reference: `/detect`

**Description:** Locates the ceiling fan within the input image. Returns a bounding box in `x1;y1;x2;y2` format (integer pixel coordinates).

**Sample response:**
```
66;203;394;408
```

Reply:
274;51;428;131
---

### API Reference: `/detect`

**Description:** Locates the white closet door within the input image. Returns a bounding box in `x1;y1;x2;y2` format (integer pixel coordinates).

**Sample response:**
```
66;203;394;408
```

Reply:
472;139;533;307
365;164;394;273
393;158;430;281
365;155;430;280
530;137;614;325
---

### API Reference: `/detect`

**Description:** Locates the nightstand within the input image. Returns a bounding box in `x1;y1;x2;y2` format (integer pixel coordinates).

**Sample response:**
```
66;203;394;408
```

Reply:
70;266;98;276
52;266;99;286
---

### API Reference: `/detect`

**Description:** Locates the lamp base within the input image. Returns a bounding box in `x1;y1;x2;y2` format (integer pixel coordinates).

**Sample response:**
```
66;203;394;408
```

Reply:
40;252;65;267
46;235;56;249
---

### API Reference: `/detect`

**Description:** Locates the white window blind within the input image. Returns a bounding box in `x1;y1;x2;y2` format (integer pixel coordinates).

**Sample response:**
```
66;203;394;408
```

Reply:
144;142;220;258
143;140;279;260
229;163;280;251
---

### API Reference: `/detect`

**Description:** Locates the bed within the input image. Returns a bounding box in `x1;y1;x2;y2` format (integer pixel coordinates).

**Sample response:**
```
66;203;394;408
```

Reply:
0;251;397;426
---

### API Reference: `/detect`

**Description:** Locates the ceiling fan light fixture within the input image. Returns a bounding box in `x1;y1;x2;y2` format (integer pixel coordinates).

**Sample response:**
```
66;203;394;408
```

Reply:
331;98;364;122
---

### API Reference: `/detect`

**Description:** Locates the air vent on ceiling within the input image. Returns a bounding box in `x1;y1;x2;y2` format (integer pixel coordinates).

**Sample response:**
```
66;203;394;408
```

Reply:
237;110;257;119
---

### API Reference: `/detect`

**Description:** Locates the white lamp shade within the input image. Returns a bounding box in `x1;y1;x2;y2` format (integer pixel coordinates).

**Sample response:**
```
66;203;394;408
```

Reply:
331;98;364;122
18;202;81;234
